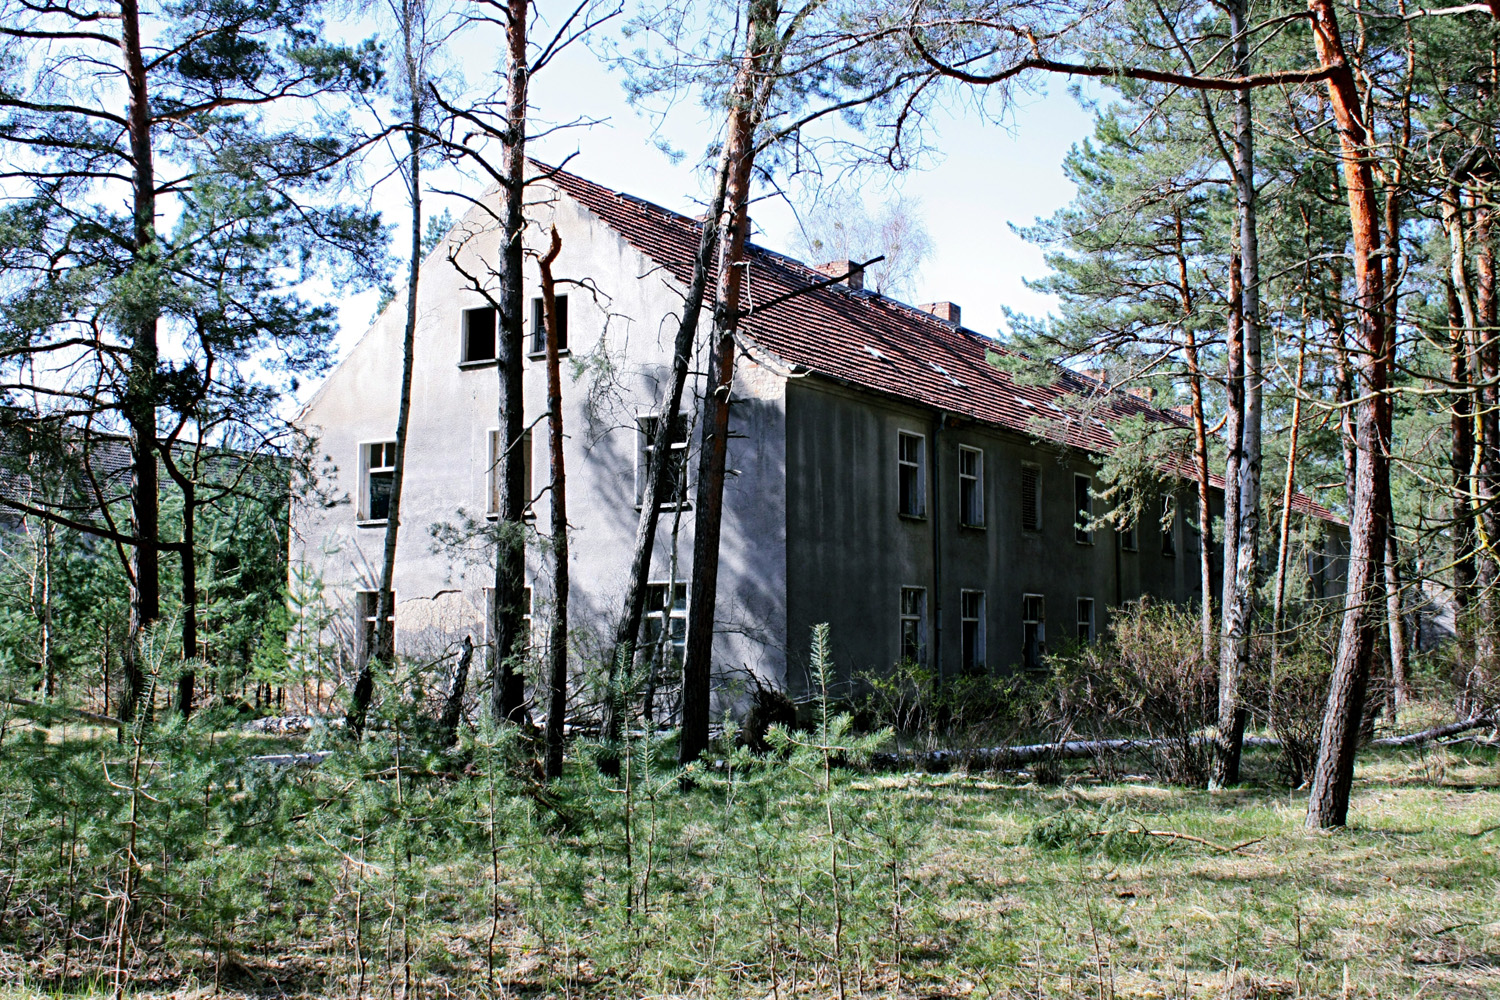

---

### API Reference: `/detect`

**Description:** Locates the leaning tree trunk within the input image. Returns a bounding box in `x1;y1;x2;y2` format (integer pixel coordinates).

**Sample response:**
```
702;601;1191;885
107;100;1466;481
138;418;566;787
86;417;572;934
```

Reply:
1272;342;1307;632
598;147;732;776
679;0;778;767
119;0;161;725
1305;0;1392;829
348;85;424;738
1173;209;1215;665
537;227;570;779
490;0;531;725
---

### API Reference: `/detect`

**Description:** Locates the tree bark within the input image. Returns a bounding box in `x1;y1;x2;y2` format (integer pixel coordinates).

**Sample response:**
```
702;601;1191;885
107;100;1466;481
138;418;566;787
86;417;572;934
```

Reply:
490;0;531;726
1447;274;1476;623
1305;0;1392;829
178;480;197;716
679;0;779;767
538;227;569;780
438;635;473;746
599;148;732;775
1173;209;1215;665
348;64;424;737
119;0;160;725
1272;342;1307;630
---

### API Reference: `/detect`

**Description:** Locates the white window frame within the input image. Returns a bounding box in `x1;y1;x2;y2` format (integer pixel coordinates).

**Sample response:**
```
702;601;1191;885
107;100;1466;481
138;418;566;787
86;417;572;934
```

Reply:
636;412;691;509
1076;597;1095;643
1021;462;1042;532
960;589;986;673
897;430;927;518
359;439;397;523
355;589;395;661
487;428;533;520
958;445;985;527
1022;593;1046;671
899;586;928;664
642;581;688;667
1074;474;1094;545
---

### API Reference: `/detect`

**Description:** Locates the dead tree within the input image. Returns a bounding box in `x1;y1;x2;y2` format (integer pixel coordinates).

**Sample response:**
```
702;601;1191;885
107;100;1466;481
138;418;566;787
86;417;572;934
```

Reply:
537;227;570;779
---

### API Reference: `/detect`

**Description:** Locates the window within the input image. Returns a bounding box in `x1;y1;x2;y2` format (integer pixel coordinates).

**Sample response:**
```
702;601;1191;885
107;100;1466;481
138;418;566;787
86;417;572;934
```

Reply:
488;429;533;519
462;306;497;363
959;446;984;527
898;431;926;518
1076;597;1095;643
642;582;688;667
1185;495;1201;554
960;590;986;674
1022;594;1045;671
1021;463;1041;532
1119;494;1138;551
1074;474;1093;544
637;414;690;507
355;589;395;662
1161;496;1177;556
362;441;397;522
529;294;568;356
899;586;927;664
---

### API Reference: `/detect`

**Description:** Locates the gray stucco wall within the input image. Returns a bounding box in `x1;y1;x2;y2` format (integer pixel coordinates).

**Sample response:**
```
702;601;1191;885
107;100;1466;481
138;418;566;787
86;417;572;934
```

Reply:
783;376;1201;693
291;180;788;715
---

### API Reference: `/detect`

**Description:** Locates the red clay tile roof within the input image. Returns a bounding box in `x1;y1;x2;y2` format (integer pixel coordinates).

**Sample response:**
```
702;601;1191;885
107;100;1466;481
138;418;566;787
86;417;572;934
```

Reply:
542;163;1341;525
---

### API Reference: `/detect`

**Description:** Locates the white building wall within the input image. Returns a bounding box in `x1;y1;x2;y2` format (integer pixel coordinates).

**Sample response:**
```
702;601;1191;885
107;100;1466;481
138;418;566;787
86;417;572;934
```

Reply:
292;180;790;714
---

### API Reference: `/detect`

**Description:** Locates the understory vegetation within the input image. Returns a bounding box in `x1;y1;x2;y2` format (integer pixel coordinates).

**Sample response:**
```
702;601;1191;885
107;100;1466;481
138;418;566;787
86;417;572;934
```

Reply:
0;615;1491;1000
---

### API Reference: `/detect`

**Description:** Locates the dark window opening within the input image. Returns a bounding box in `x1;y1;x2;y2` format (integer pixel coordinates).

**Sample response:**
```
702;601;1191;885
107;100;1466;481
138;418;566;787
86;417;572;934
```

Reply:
1022;594;1046;671
637;415;690;506
898;431;926;518
1021;464;1041;532
959;446;984;526
1074;475;1093;544
462;307;497;363
530;295;568;355
365;441;396;521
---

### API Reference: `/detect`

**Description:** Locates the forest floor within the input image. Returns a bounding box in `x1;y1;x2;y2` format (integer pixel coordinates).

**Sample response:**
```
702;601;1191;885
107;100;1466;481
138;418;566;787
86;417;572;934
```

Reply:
0;716;1494;999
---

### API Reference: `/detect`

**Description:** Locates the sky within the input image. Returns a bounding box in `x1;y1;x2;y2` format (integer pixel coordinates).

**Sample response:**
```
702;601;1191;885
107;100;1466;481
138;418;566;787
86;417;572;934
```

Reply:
331;12;1101;365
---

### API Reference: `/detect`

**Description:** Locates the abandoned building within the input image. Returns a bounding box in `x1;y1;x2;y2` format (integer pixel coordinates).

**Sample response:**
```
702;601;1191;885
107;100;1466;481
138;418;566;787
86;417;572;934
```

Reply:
290;163;1347;712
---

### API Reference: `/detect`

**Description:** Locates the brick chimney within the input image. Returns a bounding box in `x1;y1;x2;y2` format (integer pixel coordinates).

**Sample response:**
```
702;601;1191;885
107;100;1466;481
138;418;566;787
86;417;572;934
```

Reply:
920;301;961;325
816;259;864;291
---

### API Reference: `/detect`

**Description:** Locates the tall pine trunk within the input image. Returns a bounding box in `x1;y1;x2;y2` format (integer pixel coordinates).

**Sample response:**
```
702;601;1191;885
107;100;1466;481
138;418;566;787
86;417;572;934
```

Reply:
490;0;531;725
1213;0;1263;790
1173;210;1215;664
119;0;160;724
599;150;732;775
348;61;424;737
538;228;569;779
679;0;779;766
1305;0;1392;828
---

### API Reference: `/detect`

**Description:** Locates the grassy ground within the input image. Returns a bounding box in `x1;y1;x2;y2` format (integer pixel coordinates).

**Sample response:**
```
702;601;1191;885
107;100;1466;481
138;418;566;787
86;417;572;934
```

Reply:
0;720;1493;1000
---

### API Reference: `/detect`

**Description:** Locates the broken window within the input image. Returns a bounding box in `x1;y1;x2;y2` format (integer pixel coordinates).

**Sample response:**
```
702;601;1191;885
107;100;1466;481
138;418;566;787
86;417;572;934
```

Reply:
355;589;395;662
1021;463;1041;532
488;429;533;519
1161;496;1177;556
900;586;927;664
959;446;984;527
529;294;568;356
1076;597;1095;643
462;306;497;363
636;414;690;506
1022;594;1046;671
363;441;397;521
961;589;986;674
1074;474;1093;544
898;431;926;518
642;582;687;667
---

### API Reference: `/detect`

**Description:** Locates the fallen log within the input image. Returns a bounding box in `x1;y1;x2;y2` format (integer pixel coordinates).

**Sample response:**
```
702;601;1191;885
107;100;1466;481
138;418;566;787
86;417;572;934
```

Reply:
1369;713;1495;748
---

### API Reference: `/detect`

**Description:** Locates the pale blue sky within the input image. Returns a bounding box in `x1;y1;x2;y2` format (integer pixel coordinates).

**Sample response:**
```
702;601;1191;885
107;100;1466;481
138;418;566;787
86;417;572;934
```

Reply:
334;16;1100;360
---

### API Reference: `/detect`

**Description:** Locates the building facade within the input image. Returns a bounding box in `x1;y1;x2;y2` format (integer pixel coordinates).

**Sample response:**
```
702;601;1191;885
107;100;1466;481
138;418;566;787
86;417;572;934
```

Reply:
291;164;1345;714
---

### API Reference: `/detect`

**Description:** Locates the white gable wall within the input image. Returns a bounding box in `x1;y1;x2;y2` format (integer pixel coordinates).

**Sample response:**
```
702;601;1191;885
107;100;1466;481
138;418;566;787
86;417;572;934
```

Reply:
292;179;790;715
